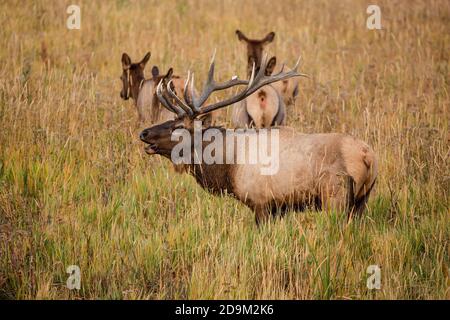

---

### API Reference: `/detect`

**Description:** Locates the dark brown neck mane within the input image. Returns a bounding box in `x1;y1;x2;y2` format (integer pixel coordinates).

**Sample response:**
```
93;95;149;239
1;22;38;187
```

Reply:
129;73;145;102
167;127;237;195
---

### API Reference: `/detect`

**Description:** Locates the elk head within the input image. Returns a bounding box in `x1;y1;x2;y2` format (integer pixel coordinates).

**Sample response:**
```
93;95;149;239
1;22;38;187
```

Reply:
120;52;151;101
149;66;185;99
235;30;275;77
140;53;306;160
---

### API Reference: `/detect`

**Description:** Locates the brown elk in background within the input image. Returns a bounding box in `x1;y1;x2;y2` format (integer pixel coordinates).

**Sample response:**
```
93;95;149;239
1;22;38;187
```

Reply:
231;55;288;128
120;52;187;124
235;30;302;108
139;55;378;225
232;30;287;128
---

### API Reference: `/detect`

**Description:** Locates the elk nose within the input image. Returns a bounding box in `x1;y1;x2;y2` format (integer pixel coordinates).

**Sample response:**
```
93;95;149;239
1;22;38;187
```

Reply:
140;130;149;142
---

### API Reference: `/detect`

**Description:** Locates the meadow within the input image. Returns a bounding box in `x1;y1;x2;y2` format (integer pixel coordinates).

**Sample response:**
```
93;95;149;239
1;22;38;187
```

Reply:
0;0;448;299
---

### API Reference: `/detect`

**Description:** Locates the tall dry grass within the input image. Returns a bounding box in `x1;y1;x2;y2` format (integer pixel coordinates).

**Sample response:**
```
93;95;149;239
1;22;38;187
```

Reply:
0;0;448;299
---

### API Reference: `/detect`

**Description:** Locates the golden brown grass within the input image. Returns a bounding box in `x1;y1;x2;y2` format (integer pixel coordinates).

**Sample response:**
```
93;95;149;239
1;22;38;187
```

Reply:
0;0;448;299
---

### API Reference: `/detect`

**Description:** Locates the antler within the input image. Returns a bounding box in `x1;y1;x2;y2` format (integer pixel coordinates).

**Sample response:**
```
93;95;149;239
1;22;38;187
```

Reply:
156;52;308;119
156;80;185;116
186;51;250;113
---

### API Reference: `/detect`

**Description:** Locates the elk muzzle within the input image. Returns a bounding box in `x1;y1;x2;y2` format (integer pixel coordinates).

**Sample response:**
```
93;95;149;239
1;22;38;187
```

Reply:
139;120;182;157
120;90;129;100
140;129;157;155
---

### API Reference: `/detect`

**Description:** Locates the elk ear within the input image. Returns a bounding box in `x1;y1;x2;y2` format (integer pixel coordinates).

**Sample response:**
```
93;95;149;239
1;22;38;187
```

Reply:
236;30;249;42
122;53;131;70
151;66;159;79
139;52;151;69
262;31;275;44
161;68;174;85
265;56;277;76
165;67;174;80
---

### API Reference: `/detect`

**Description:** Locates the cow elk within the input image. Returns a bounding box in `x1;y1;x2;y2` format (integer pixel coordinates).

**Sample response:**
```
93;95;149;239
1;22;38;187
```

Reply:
231;55;290;128
139;55;378;225
120;52;186;124
235;30;302;108
232;30;286;128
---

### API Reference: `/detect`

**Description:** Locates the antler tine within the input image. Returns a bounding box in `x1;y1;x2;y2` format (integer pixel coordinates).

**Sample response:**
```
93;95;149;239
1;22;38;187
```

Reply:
167;79;194;117
191;51;217;112
208;49;217;84
156;80;186;117
183;70;191;106
247;61;256;88
290;56;308;78
293;55;302;70
185;71;199;111
156;80;175;113
182;71;198;110
241;53;267;91
189;72;197;105
257;53;269;78
290;55;301;74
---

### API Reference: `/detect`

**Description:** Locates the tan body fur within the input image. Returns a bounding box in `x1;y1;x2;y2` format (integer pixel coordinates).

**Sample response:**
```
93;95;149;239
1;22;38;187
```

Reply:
175;127;378;224
229;128;377;220
231;84;285;128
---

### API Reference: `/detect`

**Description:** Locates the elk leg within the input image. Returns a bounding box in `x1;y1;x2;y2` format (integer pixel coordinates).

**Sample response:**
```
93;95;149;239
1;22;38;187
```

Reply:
254;204;270;226
323;195;346;213
320;183;347;214
136;105;146;124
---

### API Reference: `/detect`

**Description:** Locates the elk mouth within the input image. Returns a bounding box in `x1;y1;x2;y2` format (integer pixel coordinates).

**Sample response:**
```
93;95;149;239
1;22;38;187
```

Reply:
120;92;129;100
144;143;158;155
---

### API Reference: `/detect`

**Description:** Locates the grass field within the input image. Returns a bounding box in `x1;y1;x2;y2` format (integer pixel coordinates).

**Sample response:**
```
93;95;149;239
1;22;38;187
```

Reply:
0;0;449;299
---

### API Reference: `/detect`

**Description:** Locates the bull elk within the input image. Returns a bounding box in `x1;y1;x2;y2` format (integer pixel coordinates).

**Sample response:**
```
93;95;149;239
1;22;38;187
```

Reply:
120;52;187;124
139;54;378;225
235;30;301;108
